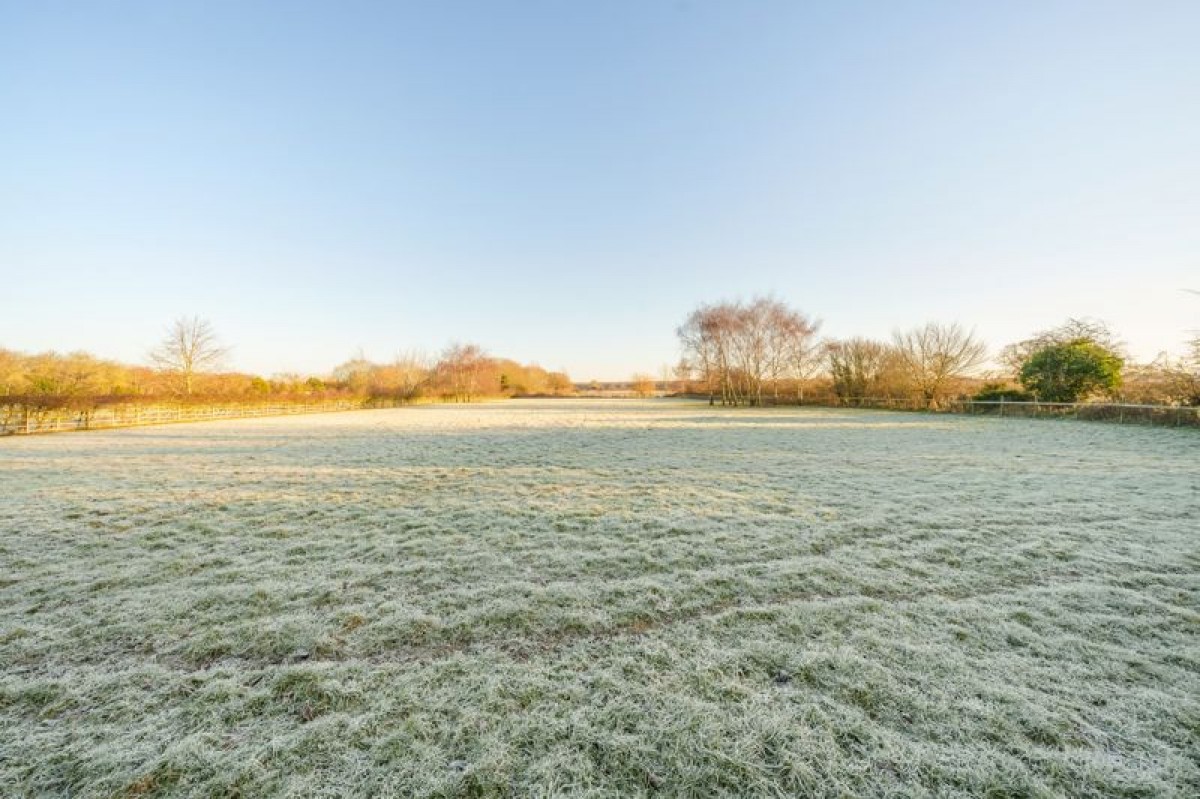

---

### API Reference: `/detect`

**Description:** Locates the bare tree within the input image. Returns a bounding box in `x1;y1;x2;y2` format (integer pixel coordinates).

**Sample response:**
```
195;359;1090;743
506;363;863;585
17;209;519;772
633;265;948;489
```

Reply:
767;302;822;402
893;322;987;407
659;363;674;394
332;350;374;393
673;359;693;393
729;298;773;406
384;350;432;399
0;348;26;396
546;372;574;396
826;338;896;404
149;316;228;395
631;373;656;398
435;343;488;402
677;303;726;405
677;297;820;406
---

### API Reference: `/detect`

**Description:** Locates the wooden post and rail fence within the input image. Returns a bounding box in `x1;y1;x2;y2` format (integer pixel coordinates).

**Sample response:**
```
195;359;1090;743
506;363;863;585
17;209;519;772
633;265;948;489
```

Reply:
1;395;1197;436
0;398;380;436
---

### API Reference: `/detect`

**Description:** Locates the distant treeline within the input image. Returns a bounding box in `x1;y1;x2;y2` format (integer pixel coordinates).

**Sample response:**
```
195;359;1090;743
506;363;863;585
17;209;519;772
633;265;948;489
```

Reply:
0;320;574;416
4;303;1199;423
672;298;1200;408
329;344;573;403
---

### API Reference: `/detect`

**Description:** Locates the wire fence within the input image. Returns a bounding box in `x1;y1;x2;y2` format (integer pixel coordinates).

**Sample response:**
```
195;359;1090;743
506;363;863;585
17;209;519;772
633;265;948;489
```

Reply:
957;399;1200;427
4;395;1198;436
0;399;369;436
821;397;1200;428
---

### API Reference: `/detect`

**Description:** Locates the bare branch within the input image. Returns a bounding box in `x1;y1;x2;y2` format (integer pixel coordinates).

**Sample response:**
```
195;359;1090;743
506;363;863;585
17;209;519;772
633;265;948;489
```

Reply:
148;316;229;395
892;322;987;407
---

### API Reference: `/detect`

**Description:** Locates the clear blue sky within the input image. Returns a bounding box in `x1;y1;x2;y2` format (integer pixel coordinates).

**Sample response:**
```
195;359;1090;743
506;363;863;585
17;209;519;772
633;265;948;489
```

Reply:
2;1;1198;380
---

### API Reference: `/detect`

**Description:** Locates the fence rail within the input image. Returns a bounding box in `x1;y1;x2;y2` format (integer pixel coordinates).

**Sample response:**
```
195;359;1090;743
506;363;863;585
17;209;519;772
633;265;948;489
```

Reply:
4;396;1198;436
957;399;1200;427
820;397;1200;428
0;399;369;436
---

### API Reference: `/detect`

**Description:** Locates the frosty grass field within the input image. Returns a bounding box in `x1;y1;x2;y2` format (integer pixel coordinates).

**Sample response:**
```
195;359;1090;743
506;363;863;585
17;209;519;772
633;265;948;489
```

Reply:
1;400;1197;798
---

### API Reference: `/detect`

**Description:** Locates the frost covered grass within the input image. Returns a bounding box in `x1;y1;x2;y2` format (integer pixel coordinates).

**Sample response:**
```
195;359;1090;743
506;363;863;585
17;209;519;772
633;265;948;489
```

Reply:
1;400;1197;797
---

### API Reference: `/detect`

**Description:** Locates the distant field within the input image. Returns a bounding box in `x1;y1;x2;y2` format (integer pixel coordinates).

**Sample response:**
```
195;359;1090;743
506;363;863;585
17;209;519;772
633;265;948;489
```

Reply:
2;400;1197;797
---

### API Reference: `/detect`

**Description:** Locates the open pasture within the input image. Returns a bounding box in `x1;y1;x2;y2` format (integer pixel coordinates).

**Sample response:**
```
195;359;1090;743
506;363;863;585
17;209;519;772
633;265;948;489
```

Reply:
1;401;1197;797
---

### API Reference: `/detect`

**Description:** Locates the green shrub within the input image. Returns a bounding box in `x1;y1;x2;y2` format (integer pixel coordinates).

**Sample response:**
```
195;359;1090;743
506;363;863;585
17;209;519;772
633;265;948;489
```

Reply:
973;383;1034;402
1019;339;1123;402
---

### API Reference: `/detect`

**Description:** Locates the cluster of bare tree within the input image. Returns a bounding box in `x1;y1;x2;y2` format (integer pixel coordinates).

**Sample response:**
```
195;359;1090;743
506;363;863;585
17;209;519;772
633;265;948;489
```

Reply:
676;297;822;406
1;318;574;411
677;300;1200;408
332;343;573;403
5;307;1197;415
1118;353;1200;406
0;318;334;406
0;349;139;398
676;298;989;408
630;373;658;398
825;338;906;404
805;324;987;407
0;347;341;407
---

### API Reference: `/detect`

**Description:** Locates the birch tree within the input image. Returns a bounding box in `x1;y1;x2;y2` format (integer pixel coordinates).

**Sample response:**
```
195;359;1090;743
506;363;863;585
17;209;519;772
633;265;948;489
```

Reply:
677;297;821;406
